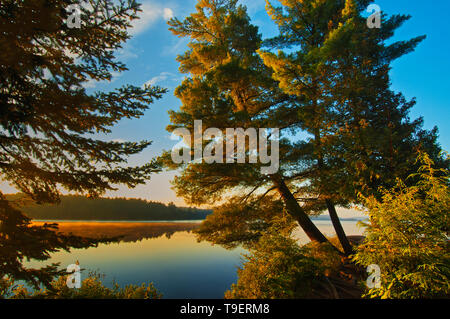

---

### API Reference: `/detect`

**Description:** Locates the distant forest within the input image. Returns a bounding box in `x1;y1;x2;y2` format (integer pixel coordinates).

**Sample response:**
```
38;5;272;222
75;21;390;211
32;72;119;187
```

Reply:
9;195;212;221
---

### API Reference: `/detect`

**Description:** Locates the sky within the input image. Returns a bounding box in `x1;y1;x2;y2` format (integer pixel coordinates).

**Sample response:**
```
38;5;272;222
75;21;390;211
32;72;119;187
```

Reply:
2;0;449;208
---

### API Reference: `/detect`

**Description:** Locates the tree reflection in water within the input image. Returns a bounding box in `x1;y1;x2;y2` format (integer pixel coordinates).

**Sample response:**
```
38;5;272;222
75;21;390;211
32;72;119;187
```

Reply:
0;197;106;288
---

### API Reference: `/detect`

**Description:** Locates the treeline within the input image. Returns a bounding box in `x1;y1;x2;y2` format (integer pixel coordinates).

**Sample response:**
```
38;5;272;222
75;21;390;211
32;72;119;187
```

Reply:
10;195;211;221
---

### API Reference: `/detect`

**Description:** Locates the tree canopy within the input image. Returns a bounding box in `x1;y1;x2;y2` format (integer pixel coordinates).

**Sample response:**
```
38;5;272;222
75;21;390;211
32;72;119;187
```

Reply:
0;0;166;203
161;0;446;255
0;0;165;287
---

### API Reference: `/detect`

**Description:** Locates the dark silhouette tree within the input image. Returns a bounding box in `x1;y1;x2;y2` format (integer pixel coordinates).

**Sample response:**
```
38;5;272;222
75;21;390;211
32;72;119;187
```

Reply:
0;0;165;286
0;196;105;289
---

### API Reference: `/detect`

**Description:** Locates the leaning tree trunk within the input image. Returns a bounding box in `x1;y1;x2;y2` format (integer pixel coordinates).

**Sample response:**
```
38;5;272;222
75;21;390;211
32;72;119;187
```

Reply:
311;122;353;255
271;175;331;244
326;200;354;256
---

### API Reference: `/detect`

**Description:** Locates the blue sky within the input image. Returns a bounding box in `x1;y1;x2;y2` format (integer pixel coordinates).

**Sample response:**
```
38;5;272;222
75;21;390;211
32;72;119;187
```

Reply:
3;0;449;206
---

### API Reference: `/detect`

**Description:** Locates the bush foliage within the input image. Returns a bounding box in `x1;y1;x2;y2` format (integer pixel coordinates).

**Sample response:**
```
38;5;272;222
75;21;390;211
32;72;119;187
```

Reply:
0;274;162;299
225;219;343;299
354;152;450;298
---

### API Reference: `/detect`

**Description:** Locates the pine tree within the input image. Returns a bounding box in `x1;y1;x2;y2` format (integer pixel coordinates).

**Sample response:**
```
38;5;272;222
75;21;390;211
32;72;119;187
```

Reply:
164;0;334;247
163;0;446;257
259;0;445;254
0;0;166;286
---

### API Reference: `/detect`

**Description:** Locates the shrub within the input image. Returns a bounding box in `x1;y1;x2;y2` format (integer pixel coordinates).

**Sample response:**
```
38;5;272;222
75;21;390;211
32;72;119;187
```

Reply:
1;274;162;299
354;152;450;298
225;219;335;299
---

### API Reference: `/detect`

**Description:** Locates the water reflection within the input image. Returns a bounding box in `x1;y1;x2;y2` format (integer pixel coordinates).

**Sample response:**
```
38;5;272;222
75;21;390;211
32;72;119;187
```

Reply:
6;219;365;298
31;221;203;243
24;223;246;299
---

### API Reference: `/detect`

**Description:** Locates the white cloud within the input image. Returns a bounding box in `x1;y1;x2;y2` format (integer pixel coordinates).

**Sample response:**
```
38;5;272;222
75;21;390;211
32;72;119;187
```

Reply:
163;8;174;20
130;3;174;35
143;71;177;87
82;79;98;89
116;43;139;61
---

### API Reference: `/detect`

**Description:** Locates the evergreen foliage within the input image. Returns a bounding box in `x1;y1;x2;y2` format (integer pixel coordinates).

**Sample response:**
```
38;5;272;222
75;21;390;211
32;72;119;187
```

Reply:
162;0;446;255
0;0;165;287
354;152;450;299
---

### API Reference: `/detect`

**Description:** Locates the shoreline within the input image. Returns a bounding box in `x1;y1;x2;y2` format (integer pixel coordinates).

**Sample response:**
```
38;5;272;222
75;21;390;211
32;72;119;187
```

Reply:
31;219;205;224
30;216;367;223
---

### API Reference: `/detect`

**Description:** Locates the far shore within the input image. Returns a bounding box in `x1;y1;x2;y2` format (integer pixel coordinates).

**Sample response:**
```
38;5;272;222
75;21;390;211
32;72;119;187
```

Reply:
31;219;204;223
30;215;367;223
31;221;202;243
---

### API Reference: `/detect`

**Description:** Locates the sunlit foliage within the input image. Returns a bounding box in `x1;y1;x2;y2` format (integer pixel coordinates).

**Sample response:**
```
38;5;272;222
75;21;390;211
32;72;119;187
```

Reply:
354;152;450;298
162;0;446;256
225;219;325;299
195;195;285;249
259;0;446;253
225;218;355;299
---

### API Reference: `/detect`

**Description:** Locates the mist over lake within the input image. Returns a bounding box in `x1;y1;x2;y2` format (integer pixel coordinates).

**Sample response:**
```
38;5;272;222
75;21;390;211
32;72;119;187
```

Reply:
24;219;365;298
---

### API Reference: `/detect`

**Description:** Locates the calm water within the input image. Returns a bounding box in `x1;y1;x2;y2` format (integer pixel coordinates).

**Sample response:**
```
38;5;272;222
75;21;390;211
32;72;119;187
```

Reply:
25;219;365;298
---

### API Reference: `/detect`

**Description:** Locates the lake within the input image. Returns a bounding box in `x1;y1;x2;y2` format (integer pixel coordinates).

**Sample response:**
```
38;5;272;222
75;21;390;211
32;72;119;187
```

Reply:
25;219;366;298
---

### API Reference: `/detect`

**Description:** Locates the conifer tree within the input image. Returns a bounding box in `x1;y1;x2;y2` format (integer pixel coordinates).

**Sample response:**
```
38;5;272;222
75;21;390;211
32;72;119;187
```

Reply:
259;0;445;254
0;0;166;203
0;0;165;286
164;0;333;247
163;0;445;255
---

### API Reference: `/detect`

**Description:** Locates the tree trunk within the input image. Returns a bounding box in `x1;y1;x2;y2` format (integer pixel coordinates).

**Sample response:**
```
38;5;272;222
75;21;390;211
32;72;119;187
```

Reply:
311;126;352;255
271;175;330;244
326;200;354;256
